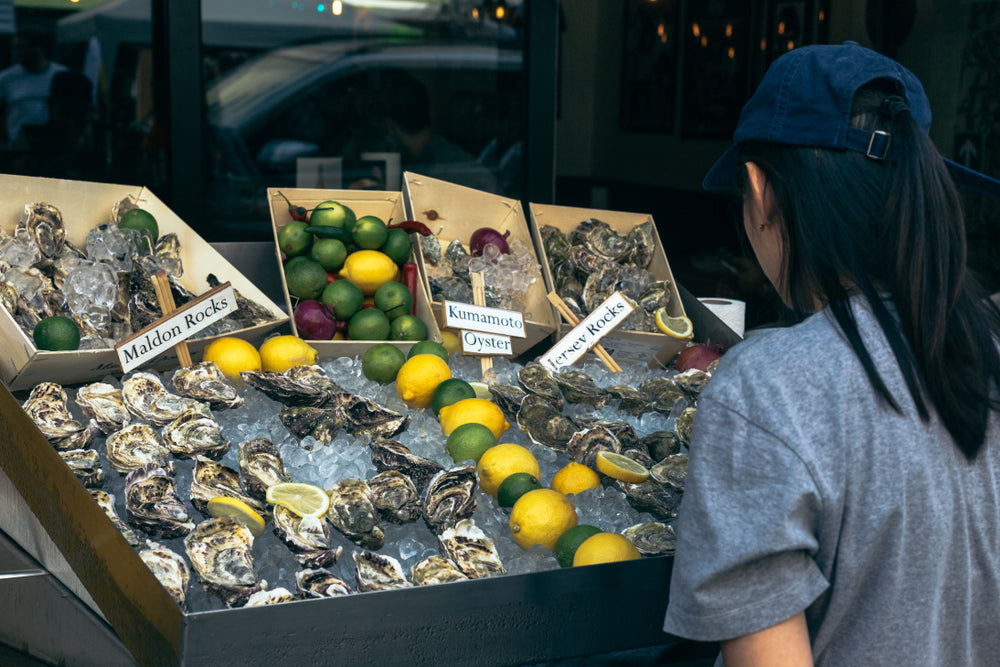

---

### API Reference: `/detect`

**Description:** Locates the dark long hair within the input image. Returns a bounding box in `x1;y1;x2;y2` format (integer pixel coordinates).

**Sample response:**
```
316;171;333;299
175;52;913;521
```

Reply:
737;81;1000;459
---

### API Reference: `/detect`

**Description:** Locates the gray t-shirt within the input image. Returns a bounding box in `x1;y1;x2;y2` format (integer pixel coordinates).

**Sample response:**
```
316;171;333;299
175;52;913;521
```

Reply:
662;298;1000;665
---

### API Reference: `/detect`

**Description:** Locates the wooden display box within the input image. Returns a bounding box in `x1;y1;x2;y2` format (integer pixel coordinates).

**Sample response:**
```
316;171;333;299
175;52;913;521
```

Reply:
528;203;689;367
267;188;442;358
402;172;558;357
0;175;288;391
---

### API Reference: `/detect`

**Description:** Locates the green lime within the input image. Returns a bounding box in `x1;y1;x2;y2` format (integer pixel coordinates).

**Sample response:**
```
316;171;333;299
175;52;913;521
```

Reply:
309;201;356;230
33;315;80;351
445;422;497;463
373;281;413;320
284;258;328;301
284;255;310;270
431;378;477;417
362;342;407;385
119;208;159;253
496;471;544;509
310;237;348;272
407;340;450;362
352;215;388;250
380;227;413;264
347;308;391;340
278;220;312;257
321;279;364;321
554;524;603;568
388;314;427;342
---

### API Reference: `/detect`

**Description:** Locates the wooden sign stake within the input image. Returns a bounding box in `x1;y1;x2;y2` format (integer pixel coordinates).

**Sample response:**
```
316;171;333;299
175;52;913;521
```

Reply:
547;291;622;373
470;272;493;377
150;270;193;367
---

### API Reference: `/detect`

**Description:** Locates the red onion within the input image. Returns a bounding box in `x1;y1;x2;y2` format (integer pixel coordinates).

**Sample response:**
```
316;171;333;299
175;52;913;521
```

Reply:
469;227;511;256
674;343;724;373
294;299;337;340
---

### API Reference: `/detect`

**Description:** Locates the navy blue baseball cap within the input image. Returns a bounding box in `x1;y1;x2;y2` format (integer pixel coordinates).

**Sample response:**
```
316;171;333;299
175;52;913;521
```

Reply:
703;41;1000;197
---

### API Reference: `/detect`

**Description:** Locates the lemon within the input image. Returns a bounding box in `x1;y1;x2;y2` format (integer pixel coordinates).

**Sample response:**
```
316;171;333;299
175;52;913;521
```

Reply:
338;250;399;295
468;381;493;401
554;524;602;567
395;353;452;409
201;336;262;382
550;461;601;496
572;532;641;566
445;422;497;463
509;488;578;551
438;398;510;440
258;335;319;373
265;482;330;518
439;329;462;356
654;308;694;339
32;315;81;351
595;451;650;483
206;497;266;538
476;443;541;497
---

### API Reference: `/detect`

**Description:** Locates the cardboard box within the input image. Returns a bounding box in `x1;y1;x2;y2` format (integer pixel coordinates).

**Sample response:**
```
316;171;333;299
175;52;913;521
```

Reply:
528;203;689;367
402;172;558;357
267;188;442;357
0;175;288;391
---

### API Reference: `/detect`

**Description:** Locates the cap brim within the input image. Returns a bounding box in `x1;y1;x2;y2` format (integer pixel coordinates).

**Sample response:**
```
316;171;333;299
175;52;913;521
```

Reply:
702;143;741;191
943;158;1000;198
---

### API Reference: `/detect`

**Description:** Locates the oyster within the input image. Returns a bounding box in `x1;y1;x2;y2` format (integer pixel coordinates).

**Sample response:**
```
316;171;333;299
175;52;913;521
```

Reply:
574;218;630;262
621;445;658;469
295;568;353;598
636;281;671;313
566;425;621;469
124;463;194;538
24;202;65;259
352;550;412;592
488;383;528;424
106;422;172;473
326;479;384;550
279;406;344;445
604;384;651;417
273;505;343;568
89;489;143;547
539;224;572;262
122;372;209;426
438;519;506;579
410;555;469;586
516;394;579;451
245;587;296;607
184;516;262;607
22;382;97;450
568;244;606;276
674;369;712;398
189;456;265;516
516;362;563;410
639;376;687;413
240;365;342;407
576;418;639;451
641;430;682;461
238;437;291;502
675;406;697;445
622;521;676;556
444;239;470;280
139;540;191;610
422;465;477;534
60;449;105;488
617;479;678;521
335;393;410;440
582;263;623;313
553;368;610;409
74;382;131;434
369;439;444;490
650;453;688;493
161;408;229;459
206;273;277;329
367;470;422;524
625;220;656;268
171;362;243;409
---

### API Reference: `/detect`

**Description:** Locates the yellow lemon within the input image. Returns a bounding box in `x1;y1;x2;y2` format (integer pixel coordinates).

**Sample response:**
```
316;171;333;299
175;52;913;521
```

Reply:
476;443;541;497
438;398;510;440
265;482;330;518
572;532;641;566
550;461;601;496
595;451;650;483
258;335;319;373
206;497;266;538
439;329;462;356
395;353;452;409
654;308;694;340
338;250;399;295
201;336;262;382
509;488;578;551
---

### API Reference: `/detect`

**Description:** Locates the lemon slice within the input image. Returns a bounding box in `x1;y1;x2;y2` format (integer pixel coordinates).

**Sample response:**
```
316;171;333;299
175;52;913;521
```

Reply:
595;451;651;483
206;497;266;538
265;482;330;518
654;308;694;340
469;381;493;401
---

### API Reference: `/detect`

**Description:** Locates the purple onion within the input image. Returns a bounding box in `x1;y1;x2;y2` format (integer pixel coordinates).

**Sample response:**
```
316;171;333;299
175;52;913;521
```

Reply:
294;299;337;340
469;227;511;256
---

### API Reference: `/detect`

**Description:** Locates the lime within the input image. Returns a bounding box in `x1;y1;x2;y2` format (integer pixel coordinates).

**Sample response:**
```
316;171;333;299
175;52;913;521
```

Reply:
309;200;355;230
310;237;347;272
388;314;428;341
496;471;543;509
32;315;80;351
554;524;602;568
407;340;450;362
380;227;413;264
321;279;364;321
352;215;388;250
373;281;413;320
284;258;328;301
431;378;477;417
362;342;407;385
347;308;391;340
445;422;497;463
119;208;159;253
278;220;312;257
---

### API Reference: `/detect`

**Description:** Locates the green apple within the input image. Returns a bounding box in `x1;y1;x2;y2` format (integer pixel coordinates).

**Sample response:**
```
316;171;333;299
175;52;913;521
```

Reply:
309;200;356;230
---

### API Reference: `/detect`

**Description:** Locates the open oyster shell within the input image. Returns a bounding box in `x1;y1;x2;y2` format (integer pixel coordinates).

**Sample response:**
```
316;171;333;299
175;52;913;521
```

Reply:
237;437;291;502
326;478;384;550
352;550;412;592
295;568;354;598
106;422;171;474
171;361;243;409
438;519;506;579
189;456;265;516
75;381;131;435
124;463;194;539
139;540;191;610
184;516;262;608
367;470;422;524
422;465;477;534
273;505;342;569
410;555;469;586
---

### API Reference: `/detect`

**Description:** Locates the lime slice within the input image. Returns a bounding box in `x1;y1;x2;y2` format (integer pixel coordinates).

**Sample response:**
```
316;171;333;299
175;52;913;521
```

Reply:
595;451;650;483
265;482;330;518
206;497;266;538
654;309;694;340
469;381;493;401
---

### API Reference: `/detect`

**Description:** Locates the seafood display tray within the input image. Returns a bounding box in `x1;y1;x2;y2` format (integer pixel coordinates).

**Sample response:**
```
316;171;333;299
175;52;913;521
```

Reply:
402;172;560;357
528;203;689;367
0;175;289;391
0;380;673;666
267;187;443;355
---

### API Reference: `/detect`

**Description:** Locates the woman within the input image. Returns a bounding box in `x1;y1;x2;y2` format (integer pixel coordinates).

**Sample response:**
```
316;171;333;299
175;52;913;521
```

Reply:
662;42;1000;665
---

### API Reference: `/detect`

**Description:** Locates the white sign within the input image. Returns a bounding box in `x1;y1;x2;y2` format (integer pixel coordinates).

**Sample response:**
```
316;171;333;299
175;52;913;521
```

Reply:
443;300;526;338
461;329;513;356
538;291;635;371
115;284;237;373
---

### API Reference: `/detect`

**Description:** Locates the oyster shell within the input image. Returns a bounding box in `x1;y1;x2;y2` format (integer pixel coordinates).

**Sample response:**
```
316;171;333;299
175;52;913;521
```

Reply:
171;362;243;409
352;550;412;592
566;425;621;469
674;369;712;399
568;244;606;276
89;489;143;547
124;463;194;538
237;437;291;502
622;521;676;556
574;218;630;262
675;406;697;445
106;422;171;474
553;369;610;409
75;382;131;434
326;479;384;550
650;453;688;493
139;540;191;610
438;519;506;579
161;408;229;459
59;448;105;488
641;430;682;461
206;273;277;329
369;439;444;490
295;568;354;598
410;555;469;586
245;587;297;607
273;505;343;568
516;394;579;451
604;384;651;417
122;372;209;426
625;221;656;268
576;418;639;451
488;383;528;424
184;516;262;607
422;465;477;534
279;406;344;445
617;479;678;521
24;202;65;258
582;263;623;313
240;365;342;407
636;280;671;314
539;225;572;262
335;393;410;440
22;382;97;450
639;376;687;413
367;470;422;524
516;362;563;410
189;456;265;516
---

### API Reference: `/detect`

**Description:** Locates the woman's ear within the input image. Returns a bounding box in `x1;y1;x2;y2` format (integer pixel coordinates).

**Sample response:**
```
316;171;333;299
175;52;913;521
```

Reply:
744;161;778;223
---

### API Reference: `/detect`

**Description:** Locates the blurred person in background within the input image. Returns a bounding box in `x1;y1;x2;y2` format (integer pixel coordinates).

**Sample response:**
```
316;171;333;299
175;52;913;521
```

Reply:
0;26;67;149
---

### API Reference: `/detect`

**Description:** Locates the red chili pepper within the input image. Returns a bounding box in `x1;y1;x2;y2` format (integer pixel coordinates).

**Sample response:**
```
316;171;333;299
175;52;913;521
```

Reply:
402;263;418;315
326;272;338;284
386;220;433;236
276;190;309;222
335;319;348;331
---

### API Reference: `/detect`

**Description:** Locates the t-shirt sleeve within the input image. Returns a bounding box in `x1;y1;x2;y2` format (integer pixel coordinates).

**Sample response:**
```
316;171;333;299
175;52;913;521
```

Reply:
662;395;830;641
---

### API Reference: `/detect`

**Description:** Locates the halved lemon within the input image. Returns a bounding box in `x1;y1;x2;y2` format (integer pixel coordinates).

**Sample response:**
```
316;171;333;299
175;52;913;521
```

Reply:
206;497;266;538
595;451;651;483
654;308;694;340
265;482;330;518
